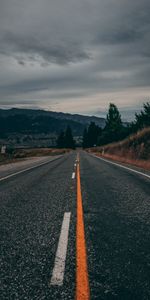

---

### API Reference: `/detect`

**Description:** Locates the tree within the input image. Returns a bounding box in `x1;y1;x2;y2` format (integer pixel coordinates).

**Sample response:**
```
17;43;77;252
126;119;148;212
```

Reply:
57;131;65;148
87;122;101;147
64;126;75;149
134;102;150;130
57;126;75;149
82;122;102;148
105;103;122;131
101;103;123;143
82;128;88;148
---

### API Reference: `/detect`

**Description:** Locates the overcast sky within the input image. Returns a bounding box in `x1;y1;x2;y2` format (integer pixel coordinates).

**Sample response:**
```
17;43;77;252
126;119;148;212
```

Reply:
0;0;150;120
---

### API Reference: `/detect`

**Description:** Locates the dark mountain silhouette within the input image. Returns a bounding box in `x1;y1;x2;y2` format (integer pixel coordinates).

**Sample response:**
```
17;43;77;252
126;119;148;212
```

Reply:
0;108;106;126
0;108;105;137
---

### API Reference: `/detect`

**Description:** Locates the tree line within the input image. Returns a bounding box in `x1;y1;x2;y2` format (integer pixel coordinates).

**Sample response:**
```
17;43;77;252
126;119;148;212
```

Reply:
57;125;75;149
57;102;149;149
83;102;150;148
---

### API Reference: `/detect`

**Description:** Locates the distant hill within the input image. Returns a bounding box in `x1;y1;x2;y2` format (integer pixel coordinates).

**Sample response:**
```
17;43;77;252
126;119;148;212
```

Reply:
0;108;106;126
0;108;106;137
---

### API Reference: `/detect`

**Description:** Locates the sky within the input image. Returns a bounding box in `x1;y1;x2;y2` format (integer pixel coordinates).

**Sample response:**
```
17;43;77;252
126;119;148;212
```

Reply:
0;0;150;120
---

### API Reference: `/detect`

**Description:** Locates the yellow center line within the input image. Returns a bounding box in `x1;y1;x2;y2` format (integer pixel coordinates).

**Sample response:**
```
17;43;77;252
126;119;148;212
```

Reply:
76;154;90;300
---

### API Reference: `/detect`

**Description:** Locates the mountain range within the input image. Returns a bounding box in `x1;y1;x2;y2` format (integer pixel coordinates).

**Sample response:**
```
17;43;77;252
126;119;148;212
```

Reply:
0;108;106;137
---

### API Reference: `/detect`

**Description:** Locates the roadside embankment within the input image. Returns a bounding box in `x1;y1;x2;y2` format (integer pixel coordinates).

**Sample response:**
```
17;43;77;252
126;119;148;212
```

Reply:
88;127;150;171
0;148;70;165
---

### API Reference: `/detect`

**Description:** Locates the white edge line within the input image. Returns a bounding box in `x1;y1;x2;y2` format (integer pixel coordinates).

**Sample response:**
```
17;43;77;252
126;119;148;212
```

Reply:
0;157;60;182
92;154;150;179
50;212;71;286
72;172;75;179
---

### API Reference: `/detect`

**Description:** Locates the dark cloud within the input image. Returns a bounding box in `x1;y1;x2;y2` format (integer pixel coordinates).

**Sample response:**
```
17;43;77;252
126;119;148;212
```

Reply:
0;0;150;119
0;31;90;64
18;60;25;66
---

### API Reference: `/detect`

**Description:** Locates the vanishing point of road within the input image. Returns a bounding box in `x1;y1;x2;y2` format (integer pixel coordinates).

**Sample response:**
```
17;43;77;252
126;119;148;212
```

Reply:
0;151;150;299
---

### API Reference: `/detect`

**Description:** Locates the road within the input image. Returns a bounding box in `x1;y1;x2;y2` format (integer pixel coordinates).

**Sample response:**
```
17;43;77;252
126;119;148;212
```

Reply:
0;151;150;299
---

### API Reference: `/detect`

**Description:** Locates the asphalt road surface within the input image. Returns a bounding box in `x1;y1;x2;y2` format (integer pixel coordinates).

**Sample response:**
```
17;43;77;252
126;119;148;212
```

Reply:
0;151;150;300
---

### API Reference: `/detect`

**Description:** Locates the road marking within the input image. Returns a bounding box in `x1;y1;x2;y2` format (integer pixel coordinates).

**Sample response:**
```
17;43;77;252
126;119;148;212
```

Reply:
92;154;150;179
76;156;79;163
50;212;71;286
76;157;90;300
72;172;76;179
0;157;61;183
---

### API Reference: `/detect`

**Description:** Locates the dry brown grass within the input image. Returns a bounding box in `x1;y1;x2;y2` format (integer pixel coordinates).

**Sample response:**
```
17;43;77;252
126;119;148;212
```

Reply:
89;127;150;170
13;148;71;158
0;148;71;165
93;153;150;171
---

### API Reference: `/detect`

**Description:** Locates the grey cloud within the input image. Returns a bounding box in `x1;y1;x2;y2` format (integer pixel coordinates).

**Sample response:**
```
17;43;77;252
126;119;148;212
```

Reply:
0;0;150;119
18;60;25;66
98;29;142;45
0;31;90;64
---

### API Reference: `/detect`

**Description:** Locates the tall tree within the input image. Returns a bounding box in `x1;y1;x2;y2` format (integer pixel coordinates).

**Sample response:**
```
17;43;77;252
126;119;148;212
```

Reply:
57;131;65;148
134;102;150;130
105;103;122;131
103;103;123;142
82;123;102;148
82;128;88;148
87;122;101;147
64;126;75;149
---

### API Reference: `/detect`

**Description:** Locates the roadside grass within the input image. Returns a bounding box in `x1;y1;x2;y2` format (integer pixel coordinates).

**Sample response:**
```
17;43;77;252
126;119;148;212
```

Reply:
0;148;71;165
13;148;71;158
88;127;150;171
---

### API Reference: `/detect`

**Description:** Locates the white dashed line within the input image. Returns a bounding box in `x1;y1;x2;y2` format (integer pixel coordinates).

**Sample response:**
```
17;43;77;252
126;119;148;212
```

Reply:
50;212;71;286
72;172;75;179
